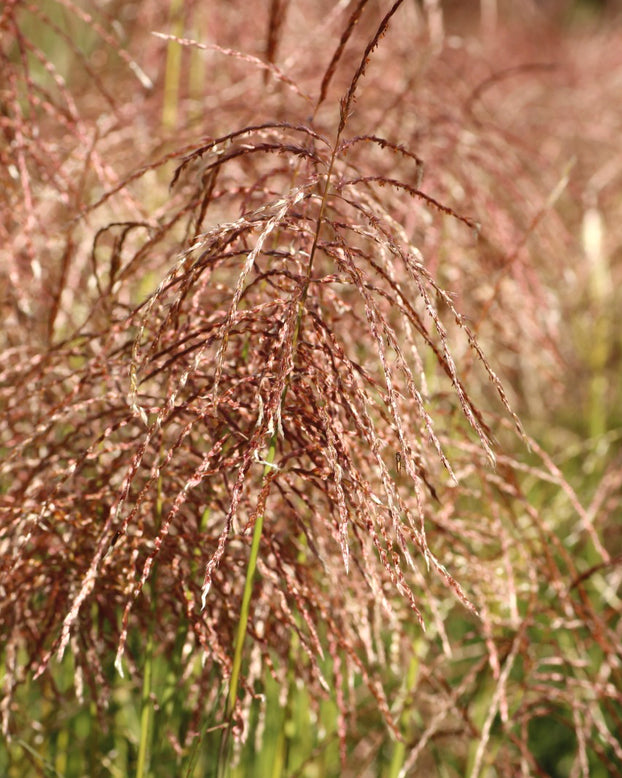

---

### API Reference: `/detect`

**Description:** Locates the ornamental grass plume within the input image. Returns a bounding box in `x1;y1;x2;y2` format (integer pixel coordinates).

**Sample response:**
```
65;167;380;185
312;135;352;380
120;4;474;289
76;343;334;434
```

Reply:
1;1;621;776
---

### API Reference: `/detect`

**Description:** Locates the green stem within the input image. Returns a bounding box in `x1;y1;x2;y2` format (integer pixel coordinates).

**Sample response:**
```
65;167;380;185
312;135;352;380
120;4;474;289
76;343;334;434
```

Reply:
136;629;154;778
136;471;163;778
388;648;421;778
217;440;276;777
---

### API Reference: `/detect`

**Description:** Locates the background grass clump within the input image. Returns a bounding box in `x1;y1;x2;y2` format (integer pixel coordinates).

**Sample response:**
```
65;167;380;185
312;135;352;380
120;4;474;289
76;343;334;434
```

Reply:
1;1;621;776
